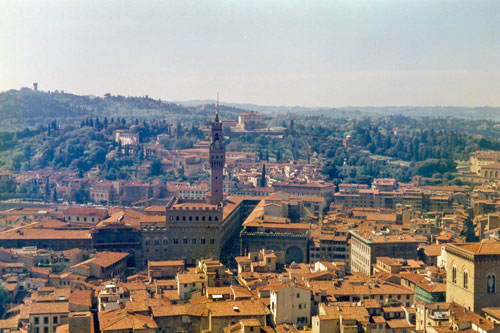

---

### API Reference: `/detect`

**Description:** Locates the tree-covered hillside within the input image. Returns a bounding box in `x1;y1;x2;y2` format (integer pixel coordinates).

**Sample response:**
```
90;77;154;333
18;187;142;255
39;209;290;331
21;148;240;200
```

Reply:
0;89;246;130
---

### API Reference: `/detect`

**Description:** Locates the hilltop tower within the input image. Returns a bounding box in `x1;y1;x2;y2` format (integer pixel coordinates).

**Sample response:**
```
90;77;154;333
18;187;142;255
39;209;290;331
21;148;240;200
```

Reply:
209;95;225;206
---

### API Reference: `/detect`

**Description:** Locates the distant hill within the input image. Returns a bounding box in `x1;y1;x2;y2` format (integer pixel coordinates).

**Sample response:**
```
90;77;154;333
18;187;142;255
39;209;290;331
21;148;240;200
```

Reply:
1;88;498;131
337;106;500;120
0;89;248;131
178;99;500;120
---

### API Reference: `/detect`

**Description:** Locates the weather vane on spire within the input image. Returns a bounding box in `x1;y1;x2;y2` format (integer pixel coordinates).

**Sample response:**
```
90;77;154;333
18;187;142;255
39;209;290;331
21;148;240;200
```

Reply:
215;92;220;122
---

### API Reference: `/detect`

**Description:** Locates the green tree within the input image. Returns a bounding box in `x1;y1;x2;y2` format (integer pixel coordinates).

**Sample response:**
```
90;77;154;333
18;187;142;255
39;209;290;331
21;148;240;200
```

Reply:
151;159;162;176
321;160;338;180
0;281;10;318
260;164;266;187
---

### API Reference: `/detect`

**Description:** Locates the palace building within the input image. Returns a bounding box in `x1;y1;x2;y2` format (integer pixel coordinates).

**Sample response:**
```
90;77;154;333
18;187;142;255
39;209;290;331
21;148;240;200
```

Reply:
141;100;259;266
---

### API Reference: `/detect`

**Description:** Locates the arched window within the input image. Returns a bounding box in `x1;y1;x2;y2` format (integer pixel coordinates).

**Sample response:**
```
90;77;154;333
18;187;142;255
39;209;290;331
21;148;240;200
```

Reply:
487;274;496;293
452;265;457;284
463;271;468;289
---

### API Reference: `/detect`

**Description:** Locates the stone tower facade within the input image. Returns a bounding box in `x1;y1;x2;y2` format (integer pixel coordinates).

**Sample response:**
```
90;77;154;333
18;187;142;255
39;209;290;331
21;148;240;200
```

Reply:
209;100;225;206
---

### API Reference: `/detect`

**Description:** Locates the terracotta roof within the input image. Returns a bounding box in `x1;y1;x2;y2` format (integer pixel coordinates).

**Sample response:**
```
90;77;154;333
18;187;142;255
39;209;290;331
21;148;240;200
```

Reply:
420;244;442;257
69;289;93;307
387;319;413;329
144;206;166;212
270;281;311;293
63;207;108;217
72;251;128;270
447;239;500;255
482;307;500;319
0;317;20;329
0;228;90;240
177;272;206;284
139;216;165;223
151;303;207;317
148;260;184;267
206;300;267;317
98;310;158;331
273;182;333;189
29;301;69;315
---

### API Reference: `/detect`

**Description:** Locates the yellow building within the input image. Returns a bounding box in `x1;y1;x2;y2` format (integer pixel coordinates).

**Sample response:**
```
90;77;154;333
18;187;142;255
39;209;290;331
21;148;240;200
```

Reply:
470;151;500;175
481;163;500;181
445;239;500;313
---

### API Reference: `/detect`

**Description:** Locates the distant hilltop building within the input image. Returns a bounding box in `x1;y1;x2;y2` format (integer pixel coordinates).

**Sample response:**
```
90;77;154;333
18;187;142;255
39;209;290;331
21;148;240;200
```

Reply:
470;150;500;175
238;111;265;130
33;82;38;92
113;130;139;154
343;134;353;148
469;150;500;181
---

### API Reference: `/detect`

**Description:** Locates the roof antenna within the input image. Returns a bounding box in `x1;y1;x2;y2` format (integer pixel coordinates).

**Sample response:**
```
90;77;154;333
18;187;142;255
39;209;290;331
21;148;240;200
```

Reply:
215;92;220;122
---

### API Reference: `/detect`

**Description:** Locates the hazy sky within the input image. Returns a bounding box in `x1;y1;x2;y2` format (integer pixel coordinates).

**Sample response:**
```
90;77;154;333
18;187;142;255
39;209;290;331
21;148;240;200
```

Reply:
1;0;499;107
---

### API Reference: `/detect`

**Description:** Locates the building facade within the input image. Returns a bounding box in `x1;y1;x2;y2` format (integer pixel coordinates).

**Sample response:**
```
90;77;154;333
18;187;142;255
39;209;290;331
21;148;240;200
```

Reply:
445;240;500;313
350;231;420;276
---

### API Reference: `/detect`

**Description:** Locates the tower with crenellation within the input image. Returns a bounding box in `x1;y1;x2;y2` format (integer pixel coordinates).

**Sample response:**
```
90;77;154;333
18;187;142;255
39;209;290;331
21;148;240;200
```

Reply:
140;96;235;266
208;95;225;206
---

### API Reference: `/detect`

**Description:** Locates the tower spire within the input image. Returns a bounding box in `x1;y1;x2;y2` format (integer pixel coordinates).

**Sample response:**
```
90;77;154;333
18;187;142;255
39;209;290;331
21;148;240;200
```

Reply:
215;92;219;122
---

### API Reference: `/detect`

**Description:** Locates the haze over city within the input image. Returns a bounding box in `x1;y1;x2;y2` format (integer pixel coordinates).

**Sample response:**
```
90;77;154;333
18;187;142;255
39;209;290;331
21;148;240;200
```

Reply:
1;0;499;107
4;2;500;332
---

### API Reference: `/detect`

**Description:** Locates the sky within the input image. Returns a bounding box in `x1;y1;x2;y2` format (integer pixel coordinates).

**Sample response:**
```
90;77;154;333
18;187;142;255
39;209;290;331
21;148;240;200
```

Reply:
0;0;499;107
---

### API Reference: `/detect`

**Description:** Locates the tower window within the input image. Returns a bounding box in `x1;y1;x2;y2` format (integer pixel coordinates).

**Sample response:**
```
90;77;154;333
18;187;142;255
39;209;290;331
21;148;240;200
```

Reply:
452;265;457;283
463;271;468;289
487;274;496;293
